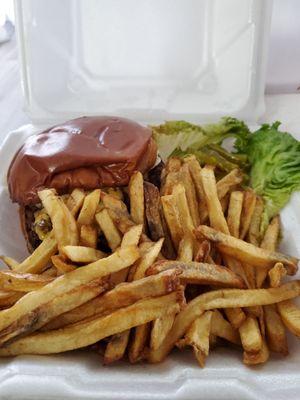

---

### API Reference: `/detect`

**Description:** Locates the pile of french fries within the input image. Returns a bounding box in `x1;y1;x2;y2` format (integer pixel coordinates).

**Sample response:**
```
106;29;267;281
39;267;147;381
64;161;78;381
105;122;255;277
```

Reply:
0;155;299;368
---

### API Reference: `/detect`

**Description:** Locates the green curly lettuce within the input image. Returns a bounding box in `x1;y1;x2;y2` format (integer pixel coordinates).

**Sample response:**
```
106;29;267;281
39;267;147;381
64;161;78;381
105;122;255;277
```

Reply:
152;117;250;172
235;121;300;231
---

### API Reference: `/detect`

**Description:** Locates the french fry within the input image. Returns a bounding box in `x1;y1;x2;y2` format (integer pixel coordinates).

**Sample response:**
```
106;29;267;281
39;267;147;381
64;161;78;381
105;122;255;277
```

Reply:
147;260;245;289
77;189;101;226
14;232;57;274
224;308;246;330
268;262;286;288
0;271;54;292
38;189;78;247
43;270;180;331
243;339;269;365
0;246;139;345
148;281;300;362
0;255;19;270
248;197;264;246
240;190;257;240
129;239;164;362
257;216;281;288
150;311;176;351
161;194;183;249
194;240;210;263
211;310;240;345
107;187;124;201
51;255;76;274
177;236;194;262
177;311;212;368
277;300;300;337
0;290;24;308
186;157;208;223
42;266;59;277
61;246;106;263
104;330;130;364
67;188;86;217
129;171;144;226
216;169;244;200
166;157;182;173
96;209;122;250
79;225;98;249
0;292;181;356
195;225;298;275
178;163;200;227
102;193;134;234
264;304;288;355
200;166;230;235
227;191;243;238
239;317;262;353
172;183;195;237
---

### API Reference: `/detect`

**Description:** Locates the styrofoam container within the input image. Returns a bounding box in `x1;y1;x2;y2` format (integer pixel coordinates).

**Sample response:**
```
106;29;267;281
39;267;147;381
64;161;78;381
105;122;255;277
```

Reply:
5;1;300;399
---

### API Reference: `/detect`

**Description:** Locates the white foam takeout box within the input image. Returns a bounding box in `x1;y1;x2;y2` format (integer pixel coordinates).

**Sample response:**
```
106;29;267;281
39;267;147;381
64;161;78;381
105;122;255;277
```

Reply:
1;1;300;399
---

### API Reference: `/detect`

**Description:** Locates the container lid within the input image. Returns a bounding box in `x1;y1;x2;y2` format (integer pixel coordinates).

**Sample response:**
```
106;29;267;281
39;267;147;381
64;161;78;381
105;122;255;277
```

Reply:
15;0;272;125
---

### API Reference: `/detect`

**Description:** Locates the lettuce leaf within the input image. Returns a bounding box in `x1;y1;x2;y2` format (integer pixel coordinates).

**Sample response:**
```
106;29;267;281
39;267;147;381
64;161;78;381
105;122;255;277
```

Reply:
152;117;249;172
235;122;300;231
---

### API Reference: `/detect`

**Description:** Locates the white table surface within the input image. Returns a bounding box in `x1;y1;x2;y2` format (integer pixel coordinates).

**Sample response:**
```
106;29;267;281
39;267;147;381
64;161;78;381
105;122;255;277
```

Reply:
0;36;299;142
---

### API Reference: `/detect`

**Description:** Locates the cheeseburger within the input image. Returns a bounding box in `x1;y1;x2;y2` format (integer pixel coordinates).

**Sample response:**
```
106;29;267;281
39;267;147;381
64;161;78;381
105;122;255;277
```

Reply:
7;116;158;251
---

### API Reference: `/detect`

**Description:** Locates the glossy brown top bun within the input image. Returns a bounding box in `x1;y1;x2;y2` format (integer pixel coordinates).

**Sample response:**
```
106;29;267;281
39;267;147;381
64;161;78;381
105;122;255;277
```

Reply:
8;116;157;205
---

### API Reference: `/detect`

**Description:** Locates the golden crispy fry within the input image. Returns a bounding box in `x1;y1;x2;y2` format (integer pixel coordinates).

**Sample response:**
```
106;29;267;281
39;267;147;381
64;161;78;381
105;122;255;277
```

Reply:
103;330;130;364
239;317;262;353
211;310;240;345
240;190;256;240
224;308;246;330
102;193;134;234
128;322;149;363
107;188;124;201
200;166;230;235
109;225;144;286
43;270;180;331
147;260;245;288
196;225;298;275
0;246;139;345
177;311;212;368
264;304;288;355
277;299;300;337
15;232;57;274
166;157;182;173
144;182;175;259
0;290;24;308
248;197;264;246
77;189;101;226
186;158;208;223
0;255;19;270
161;194;183;249
67;189;86;217
133;239;164;281
178;163;200;227
0;271;54;292
150;311;176;351
220;194;229;215
216;169;244;200
80;225;98;249
177;236;194;262
172;184;194;237
243;263;256;289
162;171;180;196
148;281;300;362
194;240;210;263
38;189;78;247
268;262;287;288
128;238;165;361
256;216;281;288
96;209;122;250
129;171;144;225
51;255;76;274
0;292;181;356
61;246;106;263
227;191;243;238
42;266;59;277
243;339;269;365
